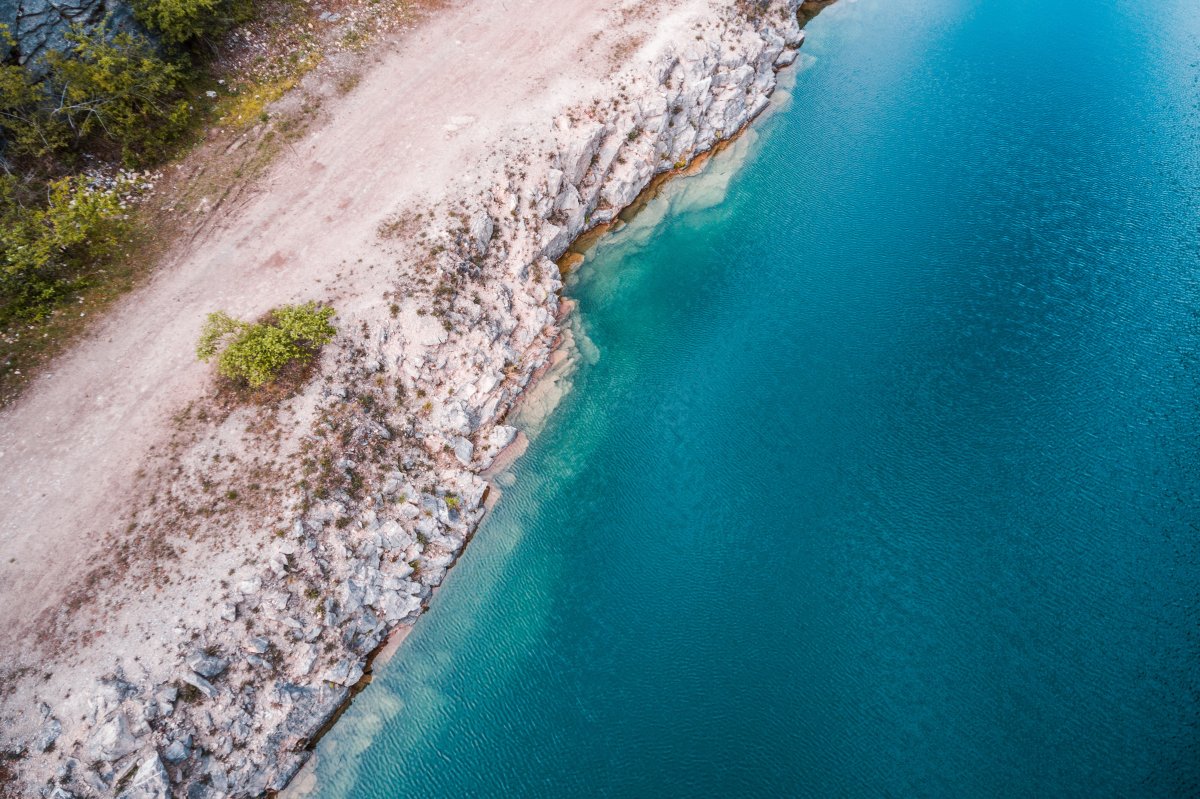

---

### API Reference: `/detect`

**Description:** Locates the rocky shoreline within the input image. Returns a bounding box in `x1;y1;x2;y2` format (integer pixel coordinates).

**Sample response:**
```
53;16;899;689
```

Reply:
0;2;825;796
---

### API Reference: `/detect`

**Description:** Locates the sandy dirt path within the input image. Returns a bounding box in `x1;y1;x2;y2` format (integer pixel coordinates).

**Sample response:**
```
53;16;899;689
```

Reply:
0;0;666;650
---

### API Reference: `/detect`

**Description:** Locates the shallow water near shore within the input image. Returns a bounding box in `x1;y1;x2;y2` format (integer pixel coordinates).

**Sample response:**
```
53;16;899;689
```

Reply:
306;0;1200;795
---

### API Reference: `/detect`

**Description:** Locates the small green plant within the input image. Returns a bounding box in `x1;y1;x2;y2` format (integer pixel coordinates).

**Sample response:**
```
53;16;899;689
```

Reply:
196;302;335;388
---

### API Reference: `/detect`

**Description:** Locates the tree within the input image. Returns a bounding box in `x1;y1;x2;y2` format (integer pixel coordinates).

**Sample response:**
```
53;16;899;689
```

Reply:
41;26;191;164
197;303;337;387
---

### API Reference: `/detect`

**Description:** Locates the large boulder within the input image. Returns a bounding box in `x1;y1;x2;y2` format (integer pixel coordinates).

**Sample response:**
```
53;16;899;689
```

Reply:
276;681;349;740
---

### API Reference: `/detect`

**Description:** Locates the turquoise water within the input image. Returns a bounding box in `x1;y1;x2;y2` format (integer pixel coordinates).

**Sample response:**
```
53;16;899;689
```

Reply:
309;0;1200;795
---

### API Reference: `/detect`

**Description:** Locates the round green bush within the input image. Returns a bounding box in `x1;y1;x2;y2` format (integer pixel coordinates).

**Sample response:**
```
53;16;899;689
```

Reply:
196;302;335;388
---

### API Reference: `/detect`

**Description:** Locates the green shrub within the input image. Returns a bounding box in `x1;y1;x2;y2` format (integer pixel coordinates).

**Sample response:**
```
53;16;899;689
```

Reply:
132;0;254;46
0;173;129;322
0;22;192;330
133;0;221;44
41;27;191;164
197;302;336;387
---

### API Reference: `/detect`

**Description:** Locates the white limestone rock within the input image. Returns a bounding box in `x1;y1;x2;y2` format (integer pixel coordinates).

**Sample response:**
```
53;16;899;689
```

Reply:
323;660;364;686
561;123;607;185
469;211;494;255
186;651;229;679
452;436;475;466
85;713;138;763
121;753;170;799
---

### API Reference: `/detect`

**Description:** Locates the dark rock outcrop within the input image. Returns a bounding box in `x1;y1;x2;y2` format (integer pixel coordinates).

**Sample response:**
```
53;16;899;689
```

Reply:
1;0;143;72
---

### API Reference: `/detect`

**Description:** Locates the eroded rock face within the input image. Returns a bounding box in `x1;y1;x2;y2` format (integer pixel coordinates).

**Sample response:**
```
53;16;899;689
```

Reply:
0;0;144;72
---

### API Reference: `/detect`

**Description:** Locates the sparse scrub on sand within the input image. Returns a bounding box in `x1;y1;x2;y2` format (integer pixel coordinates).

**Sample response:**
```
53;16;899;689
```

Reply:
196;302;336;387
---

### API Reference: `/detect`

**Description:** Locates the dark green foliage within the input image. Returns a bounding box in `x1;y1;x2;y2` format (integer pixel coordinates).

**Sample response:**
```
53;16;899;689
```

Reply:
0;22;193;321
0;0;267;364
0;13;228;330
2;23;191;168
131;0;255;46
0;50;68;162
41;27;191;164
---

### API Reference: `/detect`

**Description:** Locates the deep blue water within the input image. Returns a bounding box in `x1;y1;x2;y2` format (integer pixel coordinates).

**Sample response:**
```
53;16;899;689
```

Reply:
308;0;1200;795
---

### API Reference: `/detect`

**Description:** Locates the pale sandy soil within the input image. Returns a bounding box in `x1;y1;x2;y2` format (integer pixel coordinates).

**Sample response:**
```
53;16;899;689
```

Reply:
0;0;685;651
